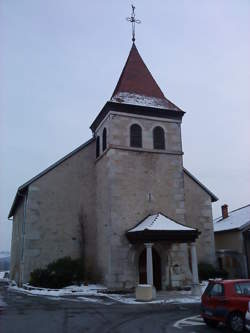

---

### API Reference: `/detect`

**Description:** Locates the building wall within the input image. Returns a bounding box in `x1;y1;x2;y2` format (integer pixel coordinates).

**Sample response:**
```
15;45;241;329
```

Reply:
10;198;24;284
94;112;192;289
95;150;113;284
214;230;243;253
11;109;216;289
215;230;249;278
12;140;97;284
184;172;216;265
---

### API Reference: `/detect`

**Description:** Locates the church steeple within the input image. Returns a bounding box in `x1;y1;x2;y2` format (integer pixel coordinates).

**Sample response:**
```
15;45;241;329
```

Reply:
111;44;182;111
90;44;184;132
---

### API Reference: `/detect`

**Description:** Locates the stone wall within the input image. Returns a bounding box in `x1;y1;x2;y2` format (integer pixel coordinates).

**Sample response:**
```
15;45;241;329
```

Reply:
10;197;24;284
10;109;217;289
12;140;97;284
184;172;216;264
94;112;191;288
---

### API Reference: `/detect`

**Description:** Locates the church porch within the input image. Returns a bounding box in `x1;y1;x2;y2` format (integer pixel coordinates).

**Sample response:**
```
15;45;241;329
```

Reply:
126;213;201;293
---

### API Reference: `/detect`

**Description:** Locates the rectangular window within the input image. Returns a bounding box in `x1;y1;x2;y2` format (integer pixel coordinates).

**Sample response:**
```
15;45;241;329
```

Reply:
209;283;224;297
235;282;250;295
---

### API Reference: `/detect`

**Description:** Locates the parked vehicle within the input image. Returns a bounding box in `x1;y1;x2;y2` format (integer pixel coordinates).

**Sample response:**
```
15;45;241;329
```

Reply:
201;279;250;332
246;306;250;331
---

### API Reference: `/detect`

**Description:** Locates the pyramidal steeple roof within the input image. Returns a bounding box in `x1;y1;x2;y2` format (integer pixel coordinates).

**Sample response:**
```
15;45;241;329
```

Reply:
111;44;181;111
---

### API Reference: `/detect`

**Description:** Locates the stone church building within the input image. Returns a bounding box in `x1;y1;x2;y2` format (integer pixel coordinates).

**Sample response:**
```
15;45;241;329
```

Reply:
9;43;218;289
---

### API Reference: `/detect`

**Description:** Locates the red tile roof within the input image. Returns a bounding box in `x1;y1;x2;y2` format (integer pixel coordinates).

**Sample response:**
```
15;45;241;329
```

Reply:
111;43;182;111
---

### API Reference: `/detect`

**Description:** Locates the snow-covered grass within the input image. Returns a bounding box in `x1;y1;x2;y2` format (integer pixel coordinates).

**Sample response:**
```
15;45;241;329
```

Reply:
8;282;208;305
8;284;107;297
102;293;201;305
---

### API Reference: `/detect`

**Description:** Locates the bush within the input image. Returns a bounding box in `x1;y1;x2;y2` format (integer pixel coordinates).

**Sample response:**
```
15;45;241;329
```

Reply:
29;257;84;289
198;262;228;281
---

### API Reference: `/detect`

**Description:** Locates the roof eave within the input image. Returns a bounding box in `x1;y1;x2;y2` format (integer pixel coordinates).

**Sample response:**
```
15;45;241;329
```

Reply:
214;220;250;234
214;227;240;234
8;188;27;218
126;229;200;244
90;101;185;132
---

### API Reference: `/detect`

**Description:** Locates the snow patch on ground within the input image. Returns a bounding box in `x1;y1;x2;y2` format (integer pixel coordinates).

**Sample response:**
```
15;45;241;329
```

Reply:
8;282;208;305
103;293;201;305
201;281;208;293
0;271;9;280
8;284;107;297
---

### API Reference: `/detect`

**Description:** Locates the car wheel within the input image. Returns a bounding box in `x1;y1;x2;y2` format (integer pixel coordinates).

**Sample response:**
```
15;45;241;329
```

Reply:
203;318;219;328
228;312;244;333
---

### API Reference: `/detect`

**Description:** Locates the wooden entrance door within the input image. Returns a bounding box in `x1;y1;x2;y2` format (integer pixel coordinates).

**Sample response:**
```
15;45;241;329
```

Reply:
139;248;162;290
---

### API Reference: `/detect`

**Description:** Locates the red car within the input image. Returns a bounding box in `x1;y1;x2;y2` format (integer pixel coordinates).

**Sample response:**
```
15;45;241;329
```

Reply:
201;279;250;332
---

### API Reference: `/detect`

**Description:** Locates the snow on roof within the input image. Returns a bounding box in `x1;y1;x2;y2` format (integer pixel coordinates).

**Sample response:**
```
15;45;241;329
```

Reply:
111;43;182;112
111;92;180;110
128;213;196;233
214;204;250;232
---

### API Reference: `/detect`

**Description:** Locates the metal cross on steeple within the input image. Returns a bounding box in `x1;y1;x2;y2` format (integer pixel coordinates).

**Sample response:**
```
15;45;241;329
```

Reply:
126;5;141;43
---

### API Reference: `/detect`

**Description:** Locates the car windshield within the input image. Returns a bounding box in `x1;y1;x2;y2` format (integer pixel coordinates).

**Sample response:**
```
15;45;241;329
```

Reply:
235;282;250;295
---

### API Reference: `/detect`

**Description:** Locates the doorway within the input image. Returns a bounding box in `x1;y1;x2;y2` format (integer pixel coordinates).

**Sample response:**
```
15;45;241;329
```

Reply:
139;248;162;290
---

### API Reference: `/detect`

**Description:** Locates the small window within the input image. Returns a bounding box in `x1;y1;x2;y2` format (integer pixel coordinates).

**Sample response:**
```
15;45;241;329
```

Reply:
153;126;165;150
209;283;224;297
235;282;250;295
130;124;142;148
102;128;107;151
96;136;100;158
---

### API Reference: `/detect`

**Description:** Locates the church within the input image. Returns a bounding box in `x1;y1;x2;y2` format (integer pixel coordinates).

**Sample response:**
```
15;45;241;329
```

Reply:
9;42;218;290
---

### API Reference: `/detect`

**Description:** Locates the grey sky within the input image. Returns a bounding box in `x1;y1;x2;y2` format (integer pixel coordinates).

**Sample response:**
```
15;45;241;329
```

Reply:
1;0;249;251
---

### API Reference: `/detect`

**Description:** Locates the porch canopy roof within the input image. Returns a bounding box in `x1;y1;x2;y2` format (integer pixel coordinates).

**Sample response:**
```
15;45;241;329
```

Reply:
126;213;200;244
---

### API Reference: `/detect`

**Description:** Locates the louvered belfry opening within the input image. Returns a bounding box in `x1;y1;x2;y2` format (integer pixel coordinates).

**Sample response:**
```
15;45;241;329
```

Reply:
153;126;165;150
130;124;142;148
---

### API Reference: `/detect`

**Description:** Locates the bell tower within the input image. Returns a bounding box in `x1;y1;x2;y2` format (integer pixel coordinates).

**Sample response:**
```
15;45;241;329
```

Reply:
91;43;186;288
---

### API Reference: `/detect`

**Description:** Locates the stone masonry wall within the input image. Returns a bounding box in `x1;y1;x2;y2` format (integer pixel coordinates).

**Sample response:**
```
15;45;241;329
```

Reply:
10;198;24;284
94;112;192;288
17;140;97;284
184;172;216;265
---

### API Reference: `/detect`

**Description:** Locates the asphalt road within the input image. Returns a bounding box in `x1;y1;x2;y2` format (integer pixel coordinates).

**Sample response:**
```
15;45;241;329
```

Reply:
0;283;231;333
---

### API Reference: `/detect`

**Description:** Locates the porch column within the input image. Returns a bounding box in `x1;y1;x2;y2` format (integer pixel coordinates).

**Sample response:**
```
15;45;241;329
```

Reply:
190;242;201;295
144;243;154;285
190;243;199;284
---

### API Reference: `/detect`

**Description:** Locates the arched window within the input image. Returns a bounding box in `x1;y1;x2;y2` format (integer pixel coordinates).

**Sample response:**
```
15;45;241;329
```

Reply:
96;136;100;158
130;124;142;148
153;126;165;150
102;128;107;152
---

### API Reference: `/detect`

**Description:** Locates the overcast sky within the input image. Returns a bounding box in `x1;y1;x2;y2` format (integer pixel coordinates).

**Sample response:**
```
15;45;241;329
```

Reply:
1;0;249;251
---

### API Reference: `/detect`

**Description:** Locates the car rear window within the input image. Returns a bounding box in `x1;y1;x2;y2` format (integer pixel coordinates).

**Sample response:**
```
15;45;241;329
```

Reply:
235;282;250;295
204;282;224;296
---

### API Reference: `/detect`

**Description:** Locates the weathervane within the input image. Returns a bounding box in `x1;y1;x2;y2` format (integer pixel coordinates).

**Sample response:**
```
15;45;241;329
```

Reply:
126;5;141;43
